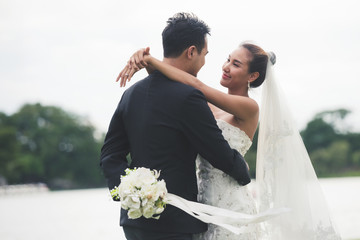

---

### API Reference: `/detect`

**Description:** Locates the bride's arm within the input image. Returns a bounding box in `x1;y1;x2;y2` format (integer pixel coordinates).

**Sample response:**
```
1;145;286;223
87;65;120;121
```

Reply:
147;56;259;121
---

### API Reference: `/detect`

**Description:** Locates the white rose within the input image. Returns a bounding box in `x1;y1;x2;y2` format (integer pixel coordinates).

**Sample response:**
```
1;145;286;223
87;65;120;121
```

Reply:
142;204;155;219
137;168;157;186
156;180;167;196
119;178;135;196
141;184;160;202
119;187;132;199
121;195;141;210
141;197;149;207
128;208;142;219
155;206;165;214
120;169;140;189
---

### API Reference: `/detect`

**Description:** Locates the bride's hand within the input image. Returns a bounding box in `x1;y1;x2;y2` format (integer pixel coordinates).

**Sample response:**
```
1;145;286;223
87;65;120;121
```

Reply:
117;47;151;87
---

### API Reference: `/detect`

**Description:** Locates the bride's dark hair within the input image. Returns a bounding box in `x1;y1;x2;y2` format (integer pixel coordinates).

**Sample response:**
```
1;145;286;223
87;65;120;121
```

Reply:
240;42;276;88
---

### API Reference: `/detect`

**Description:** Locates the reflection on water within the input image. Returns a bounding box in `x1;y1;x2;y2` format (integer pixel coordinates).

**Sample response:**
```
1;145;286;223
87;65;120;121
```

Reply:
0;177;359;240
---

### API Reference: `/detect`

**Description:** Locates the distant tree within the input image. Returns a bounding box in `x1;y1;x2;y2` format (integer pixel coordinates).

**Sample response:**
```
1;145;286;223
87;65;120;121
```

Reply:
302;108;360;176
301;117;336;153
1;103;105;189
0;113;19;182
301;109;352;152
310;140;350;176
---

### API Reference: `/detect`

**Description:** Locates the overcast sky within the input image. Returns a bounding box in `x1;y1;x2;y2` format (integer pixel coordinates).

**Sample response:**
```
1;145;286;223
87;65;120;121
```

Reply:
1;0;360;133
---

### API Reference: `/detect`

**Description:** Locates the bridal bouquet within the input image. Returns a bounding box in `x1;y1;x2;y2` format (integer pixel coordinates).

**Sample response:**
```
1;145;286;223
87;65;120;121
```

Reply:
110;167;167;219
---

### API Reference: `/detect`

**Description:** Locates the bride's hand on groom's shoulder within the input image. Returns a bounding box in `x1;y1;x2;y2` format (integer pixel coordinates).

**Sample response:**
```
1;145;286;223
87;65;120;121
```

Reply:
117;47;152;87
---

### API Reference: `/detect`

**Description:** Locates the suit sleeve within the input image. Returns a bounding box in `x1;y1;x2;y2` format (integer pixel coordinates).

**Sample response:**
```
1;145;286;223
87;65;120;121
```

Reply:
100;100;130;197
180;89;251;185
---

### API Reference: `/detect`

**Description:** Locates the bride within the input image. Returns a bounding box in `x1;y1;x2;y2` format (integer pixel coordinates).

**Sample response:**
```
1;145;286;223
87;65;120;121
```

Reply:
118;42;341;239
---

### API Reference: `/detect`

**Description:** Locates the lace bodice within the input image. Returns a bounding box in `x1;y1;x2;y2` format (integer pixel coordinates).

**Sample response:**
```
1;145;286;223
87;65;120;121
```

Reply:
215;119;252;156
194;119;260;240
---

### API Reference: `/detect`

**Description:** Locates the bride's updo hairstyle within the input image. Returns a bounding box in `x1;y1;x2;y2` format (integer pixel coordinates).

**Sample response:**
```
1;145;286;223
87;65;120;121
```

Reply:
241;43;276;88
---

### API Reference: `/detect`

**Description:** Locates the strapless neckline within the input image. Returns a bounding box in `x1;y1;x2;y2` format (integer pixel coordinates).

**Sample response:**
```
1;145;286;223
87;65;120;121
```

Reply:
216;118;252;144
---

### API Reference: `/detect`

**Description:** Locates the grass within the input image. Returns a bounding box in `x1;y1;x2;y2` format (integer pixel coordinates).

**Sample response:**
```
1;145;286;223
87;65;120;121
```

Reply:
317;169;360;178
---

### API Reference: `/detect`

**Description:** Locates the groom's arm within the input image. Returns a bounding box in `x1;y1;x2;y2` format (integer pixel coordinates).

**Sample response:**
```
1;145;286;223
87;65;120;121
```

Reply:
100;101;130;198
180;89;251;186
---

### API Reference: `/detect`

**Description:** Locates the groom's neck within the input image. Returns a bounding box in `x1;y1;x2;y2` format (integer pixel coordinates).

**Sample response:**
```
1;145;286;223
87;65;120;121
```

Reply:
163;57;190;74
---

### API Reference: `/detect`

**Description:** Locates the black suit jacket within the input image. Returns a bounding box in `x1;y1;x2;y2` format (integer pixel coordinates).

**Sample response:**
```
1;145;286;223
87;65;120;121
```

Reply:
100;71;251;234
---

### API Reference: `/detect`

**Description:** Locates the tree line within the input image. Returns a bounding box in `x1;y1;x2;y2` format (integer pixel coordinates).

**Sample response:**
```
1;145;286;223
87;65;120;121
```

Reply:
0;104;359;190
0;103;104;189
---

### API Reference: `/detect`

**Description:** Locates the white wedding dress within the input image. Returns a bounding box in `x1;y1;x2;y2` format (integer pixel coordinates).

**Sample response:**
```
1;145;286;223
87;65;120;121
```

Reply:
194;119;262;240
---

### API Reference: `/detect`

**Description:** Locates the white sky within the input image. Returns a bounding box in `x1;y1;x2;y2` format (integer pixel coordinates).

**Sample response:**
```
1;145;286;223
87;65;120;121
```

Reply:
1;0;360;133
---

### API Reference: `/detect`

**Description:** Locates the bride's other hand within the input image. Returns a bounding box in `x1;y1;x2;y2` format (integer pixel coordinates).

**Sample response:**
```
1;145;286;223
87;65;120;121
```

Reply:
117;47;151;87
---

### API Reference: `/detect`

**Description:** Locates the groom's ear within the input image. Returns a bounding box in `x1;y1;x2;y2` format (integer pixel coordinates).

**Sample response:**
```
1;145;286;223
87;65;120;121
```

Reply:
186;46;196;59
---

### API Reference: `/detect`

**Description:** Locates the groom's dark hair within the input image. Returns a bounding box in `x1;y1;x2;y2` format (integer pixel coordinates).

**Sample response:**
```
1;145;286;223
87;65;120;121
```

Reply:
162;12;210;58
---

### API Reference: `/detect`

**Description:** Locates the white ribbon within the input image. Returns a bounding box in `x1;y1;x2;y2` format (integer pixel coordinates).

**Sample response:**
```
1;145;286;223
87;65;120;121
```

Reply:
166;193;290;235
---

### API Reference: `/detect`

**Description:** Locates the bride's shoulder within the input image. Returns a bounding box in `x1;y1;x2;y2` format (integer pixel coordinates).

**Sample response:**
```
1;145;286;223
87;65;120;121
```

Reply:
242;97;259;114
229;95;259;122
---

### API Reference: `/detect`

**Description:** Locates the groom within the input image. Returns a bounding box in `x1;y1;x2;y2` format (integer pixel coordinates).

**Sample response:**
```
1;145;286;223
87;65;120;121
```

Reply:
100;12;251;240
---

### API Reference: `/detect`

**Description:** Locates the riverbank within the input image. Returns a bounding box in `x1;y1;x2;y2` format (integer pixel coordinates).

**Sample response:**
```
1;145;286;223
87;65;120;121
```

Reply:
0;183;49;195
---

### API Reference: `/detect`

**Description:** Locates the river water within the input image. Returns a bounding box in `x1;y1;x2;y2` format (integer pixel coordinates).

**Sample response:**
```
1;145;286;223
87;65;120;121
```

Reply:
0;177;359;240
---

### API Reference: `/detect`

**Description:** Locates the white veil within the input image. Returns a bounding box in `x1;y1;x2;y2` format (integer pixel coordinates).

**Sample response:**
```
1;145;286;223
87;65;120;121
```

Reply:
256;58;342;239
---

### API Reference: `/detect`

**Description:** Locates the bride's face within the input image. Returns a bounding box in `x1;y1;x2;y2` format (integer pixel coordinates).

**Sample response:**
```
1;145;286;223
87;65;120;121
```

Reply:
220;47;253;90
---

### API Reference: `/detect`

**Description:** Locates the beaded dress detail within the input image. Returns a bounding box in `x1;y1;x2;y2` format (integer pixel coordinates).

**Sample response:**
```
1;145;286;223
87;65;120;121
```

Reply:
194;119;261;240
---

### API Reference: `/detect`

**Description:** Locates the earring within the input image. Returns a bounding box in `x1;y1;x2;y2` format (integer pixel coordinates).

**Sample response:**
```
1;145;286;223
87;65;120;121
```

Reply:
248;81;251;89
